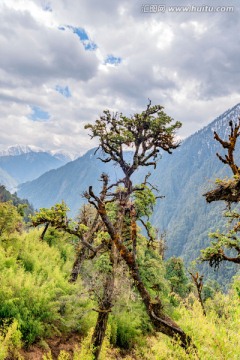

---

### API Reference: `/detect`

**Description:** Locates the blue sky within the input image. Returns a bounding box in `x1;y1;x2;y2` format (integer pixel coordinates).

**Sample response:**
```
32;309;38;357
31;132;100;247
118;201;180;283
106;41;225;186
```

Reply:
61;26;98;51
29;106;50;121
105;55;122;65
0;0;240;154
55;85;71;98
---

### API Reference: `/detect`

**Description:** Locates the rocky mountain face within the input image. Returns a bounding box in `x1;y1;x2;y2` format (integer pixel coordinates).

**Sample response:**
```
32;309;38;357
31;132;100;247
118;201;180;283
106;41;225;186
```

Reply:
17;104;240;282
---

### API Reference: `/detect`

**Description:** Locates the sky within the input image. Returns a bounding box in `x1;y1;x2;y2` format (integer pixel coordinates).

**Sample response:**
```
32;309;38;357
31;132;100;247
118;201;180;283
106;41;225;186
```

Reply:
0;0;240;156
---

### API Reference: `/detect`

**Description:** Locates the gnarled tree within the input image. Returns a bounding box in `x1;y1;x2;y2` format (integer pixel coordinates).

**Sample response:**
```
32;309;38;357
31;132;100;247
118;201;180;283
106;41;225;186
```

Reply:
84;102;193;349
31;103;194;357
202;119;240;267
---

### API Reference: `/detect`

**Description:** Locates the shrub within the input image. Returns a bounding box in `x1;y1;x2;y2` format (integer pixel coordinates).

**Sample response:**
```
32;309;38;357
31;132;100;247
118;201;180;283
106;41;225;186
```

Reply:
0;229;91;345
0;320;22;360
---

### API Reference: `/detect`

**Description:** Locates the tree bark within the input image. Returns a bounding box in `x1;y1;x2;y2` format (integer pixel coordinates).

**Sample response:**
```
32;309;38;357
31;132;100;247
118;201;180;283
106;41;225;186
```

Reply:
98;202;193;349
69;212;101;283
40;222;49;240
69;246;87;283
91;243;116;359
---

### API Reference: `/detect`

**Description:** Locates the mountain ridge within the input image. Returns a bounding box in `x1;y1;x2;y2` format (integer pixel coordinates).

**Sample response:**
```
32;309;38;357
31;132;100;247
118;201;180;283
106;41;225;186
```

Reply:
0;150;74;191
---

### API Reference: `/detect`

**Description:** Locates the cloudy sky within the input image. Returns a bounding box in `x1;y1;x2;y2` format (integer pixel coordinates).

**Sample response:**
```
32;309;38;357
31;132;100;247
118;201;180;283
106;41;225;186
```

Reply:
0;0;239;155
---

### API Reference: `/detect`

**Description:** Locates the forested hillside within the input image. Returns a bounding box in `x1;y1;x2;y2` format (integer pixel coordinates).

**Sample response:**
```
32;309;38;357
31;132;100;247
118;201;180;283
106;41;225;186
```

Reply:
149;104;240;283
151;104;240;255
1;103;239;359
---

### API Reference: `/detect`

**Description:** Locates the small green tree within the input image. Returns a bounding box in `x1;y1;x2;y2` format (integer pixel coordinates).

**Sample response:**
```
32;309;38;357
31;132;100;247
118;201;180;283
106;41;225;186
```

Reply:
30;202;105;281
0;202;22;237
165;257;189;298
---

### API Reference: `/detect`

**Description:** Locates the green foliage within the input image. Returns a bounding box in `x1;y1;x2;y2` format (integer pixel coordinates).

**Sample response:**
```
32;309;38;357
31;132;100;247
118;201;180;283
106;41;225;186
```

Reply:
2;110;240;359
138;245;170;299
165;257;189;299
0;201;23;237
135;279;240;359
111;311;145;349
133;184;156;219
0;320;22;360
30;202;70;227
202;280;220;301
0;184;34;221
73;328;94;360
0;228;93;345
85;104;181;174
43;351;71;360
85;106;181;151
200;122;240;269
93;252;112;273
200;229;240;268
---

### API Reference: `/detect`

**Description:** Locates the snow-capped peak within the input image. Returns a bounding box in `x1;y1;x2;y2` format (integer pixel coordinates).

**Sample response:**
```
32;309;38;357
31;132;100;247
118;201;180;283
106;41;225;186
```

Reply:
0;144;80;162
50;149;78;162
0;144;45;156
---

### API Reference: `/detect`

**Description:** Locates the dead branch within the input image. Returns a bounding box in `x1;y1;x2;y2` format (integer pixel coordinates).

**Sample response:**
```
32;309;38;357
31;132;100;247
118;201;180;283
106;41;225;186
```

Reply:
214;119;240;176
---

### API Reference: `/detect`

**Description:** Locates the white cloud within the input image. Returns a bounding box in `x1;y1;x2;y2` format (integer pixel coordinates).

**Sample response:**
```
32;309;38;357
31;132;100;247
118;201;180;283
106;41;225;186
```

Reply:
0;0;240;155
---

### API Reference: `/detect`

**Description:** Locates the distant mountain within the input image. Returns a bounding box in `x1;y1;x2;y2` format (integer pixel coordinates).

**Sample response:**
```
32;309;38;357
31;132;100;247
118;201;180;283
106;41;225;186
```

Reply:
150;104;240;253
0;145;77;162
0;145;44;157
17;104;240;284
50;149;78;163
147;103;240;283
0;152;67;186
18;148;125;215
0;145;77;190
0;167;17;190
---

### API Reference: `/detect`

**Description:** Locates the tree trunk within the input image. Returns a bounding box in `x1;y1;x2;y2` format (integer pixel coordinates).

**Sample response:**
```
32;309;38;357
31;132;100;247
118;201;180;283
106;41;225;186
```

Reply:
121;245;191;347
91;243;116;359
40;223;49;240
98;203;193;349
92;310;110;359
69;246;87;283
69;213;100;283
190;272;206;316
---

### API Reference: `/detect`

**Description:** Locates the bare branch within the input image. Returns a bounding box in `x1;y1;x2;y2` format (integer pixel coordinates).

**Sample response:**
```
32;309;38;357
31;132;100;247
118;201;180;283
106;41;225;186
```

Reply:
189;272;206;316
214;119;240;176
